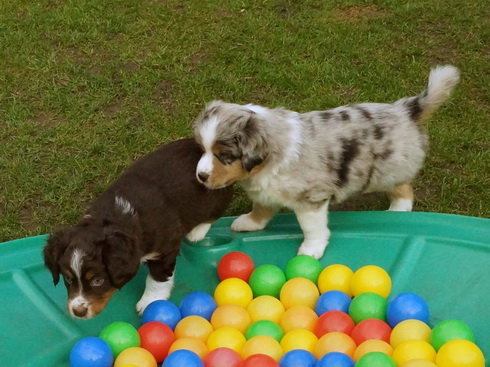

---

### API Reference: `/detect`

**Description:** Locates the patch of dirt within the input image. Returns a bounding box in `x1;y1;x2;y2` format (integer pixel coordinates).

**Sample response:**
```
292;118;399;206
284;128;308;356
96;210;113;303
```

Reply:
31;112;64;128
152;79;174;101
330;192;387;212
333;5;389;23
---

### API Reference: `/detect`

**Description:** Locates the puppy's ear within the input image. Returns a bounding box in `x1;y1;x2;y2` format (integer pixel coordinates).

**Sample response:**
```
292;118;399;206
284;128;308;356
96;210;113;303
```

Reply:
101;230;140;289
237;113;268;172
43;229;69;285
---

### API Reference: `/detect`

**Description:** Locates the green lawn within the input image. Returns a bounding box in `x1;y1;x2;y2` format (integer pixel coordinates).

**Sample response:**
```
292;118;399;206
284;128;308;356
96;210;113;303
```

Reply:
1;0;488;242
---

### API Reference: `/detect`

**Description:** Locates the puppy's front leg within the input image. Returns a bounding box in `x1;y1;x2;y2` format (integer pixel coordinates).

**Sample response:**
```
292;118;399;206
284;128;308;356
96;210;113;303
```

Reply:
231;202;278;232
295;200;330;260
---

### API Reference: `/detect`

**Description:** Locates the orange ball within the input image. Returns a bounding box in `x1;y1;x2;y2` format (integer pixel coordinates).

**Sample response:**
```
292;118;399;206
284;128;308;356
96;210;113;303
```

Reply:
211;304;251;334
214;278;253;308
169;337;208;359
314;332;356;359
279;306;318;333
207;327;246;354
354;339;394;361
247;295;285;323
281;329;318;354
280;277;319;309
317;264;354;296
174;316;213;342
241;335;283;361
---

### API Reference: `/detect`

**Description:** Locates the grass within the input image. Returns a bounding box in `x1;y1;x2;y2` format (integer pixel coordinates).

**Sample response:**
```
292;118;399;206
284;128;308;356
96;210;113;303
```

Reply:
0;0;488;242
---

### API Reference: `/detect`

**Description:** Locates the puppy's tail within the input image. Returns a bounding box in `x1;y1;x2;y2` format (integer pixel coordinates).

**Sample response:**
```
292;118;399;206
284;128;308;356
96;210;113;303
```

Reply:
402;65;460;122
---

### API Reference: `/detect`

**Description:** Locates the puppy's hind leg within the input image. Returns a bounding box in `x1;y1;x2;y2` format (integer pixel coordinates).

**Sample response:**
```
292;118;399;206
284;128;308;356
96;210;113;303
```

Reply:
296;200;330;260
186;222;212;242
231;202;278;232
387;183;414;212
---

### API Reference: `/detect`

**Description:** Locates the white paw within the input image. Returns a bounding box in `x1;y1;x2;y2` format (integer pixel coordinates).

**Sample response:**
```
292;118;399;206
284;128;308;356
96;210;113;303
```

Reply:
136;294;165;315
388;199;413;212
186;223;212;242
297;239;328;260
136;274;174;315
231;214;266;232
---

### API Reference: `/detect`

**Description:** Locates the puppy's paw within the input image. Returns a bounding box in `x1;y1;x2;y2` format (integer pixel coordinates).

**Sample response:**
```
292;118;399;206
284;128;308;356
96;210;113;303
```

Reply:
388;199;413;212
231;214;266;232
297;240;328;260
186;223;212;242
136;294;164;315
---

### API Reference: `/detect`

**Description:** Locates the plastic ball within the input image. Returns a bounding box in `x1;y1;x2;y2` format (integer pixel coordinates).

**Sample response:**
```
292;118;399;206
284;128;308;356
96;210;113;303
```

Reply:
163;350;204;367
280;349;317;367
206;327;246;353
249;264;287;298
217;251;255;282
245;320;284;342
141;300;182;330
285;255;322;283
387;293;429;328
317;264;354;297
99;322;140;358
279;305;318;333
114;347;157;367
169;337;208;359
211;304;251;334
281;329;318;354
280;277;319;309
350;265;391;298
241;353;280;367
401;359;437;367
390;319;432;349
392;340;436;366
316;352;355;367
351;318;392;345
70;337;113;367
214;277;253;308
315;290;352;314
355;352;396;367
247;295;285;323
314;311;355;338
436;339;485;367
241;335;283;361
179;291;217;320
430;319;476;351
204;347;242;367
314;332;357;359
353;339;393;361
138;321;175;362
175;315;213;342
348;292;387;323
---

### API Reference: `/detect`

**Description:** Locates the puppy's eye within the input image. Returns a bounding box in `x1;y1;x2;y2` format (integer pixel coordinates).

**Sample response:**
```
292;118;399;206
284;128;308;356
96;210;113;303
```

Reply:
91;277;104;287
64;276;73;285
215;153;237;165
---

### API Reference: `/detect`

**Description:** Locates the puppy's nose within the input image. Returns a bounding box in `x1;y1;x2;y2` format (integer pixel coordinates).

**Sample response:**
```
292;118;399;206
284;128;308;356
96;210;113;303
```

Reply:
197;172;209;183
72;305;88;318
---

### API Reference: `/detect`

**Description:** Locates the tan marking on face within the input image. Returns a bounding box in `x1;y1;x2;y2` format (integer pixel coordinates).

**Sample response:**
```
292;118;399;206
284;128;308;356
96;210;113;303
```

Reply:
388;183;414;201
85;271;96;280
88;288;117;317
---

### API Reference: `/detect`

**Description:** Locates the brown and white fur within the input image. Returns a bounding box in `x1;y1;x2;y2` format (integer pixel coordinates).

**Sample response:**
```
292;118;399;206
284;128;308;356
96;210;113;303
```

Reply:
43;138;232;319
193;66;459;259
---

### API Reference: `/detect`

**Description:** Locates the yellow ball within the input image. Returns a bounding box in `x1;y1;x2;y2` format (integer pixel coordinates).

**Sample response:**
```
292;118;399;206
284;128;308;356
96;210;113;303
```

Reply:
401;359;438;367
211;304;251;334
280;277;319;309
279;305;318;333
214;278;253;308
314;332;356;359
114;347;157;367
175;315;213;342
354;339;394;361
241;335;284;361
350;265;391;297
393;340;436;366
317;264;354;296
247;295;285;323
207;327;246;353
390;319;432;349
281;329;318;354
436;339;485;367
169;337;208;359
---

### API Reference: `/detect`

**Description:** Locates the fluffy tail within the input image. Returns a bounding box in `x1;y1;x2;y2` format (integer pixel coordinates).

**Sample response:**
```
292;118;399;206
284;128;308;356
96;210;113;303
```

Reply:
402;65;460;122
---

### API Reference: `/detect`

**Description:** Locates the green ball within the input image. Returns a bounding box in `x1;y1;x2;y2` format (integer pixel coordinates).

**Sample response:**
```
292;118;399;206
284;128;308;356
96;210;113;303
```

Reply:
245;320;284;342
99;321;140;357
430;319;476;351
285;255;322;283
356;352;396;367
349;292;388;323
249;264;286;298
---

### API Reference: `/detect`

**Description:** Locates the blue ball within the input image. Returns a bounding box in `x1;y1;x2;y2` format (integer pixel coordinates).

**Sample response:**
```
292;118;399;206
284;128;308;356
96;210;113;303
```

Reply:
179;291;217;320
315;290;352;315
163;350;204;367
280;349;317;367
69;337;113;367
317;352;354;367
141;300;182;329
387;292;429;328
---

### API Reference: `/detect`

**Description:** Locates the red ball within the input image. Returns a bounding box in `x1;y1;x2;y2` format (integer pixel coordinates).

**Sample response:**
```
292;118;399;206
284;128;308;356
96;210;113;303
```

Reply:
138;321;175;362
217;251;255;282
241;354;279;367
314;310;355;338
351;318;392;345
204;347;242;367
